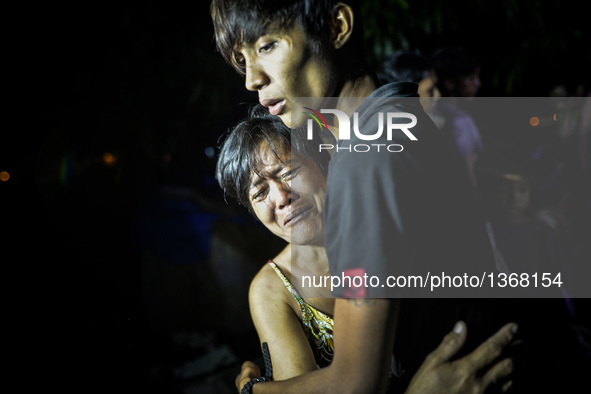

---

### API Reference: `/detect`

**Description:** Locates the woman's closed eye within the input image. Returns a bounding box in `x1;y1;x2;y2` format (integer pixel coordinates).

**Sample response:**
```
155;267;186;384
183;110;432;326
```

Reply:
280;166;300;182
251;187;268;202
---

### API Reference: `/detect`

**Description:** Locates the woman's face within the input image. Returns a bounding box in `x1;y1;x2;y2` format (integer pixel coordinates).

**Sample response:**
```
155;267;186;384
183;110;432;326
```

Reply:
248;144;326;246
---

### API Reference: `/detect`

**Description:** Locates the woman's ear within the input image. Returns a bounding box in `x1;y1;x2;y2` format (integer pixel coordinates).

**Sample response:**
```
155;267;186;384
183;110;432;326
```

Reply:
331;3;354;49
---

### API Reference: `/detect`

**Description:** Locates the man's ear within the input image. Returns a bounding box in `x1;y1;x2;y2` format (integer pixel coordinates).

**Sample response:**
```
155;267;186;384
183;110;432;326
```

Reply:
331;3;354;49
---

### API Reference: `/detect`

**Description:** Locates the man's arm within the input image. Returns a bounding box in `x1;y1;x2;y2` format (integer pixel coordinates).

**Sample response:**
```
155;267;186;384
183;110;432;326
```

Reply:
236;298;518;394
405;320;517;393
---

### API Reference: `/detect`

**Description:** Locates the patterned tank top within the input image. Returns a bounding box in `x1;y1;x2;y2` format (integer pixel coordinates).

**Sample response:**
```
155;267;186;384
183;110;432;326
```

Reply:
268;261;334;368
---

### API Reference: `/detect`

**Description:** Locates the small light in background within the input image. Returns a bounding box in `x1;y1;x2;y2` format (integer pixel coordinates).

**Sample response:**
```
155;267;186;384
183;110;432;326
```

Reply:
0;171;9;182
204;146;215;159
103;152;117;166
529;116;540;127
553;113;558;121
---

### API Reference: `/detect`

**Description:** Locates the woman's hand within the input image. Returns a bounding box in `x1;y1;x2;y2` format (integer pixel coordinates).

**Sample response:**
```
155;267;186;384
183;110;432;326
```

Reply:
235;361;261;392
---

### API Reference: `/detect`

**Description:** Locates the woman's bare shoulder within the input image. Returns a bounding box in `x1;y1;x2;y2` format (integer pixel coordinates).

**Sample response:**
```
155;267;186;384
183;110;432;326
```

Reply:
249;263;287;302
249;244;292;307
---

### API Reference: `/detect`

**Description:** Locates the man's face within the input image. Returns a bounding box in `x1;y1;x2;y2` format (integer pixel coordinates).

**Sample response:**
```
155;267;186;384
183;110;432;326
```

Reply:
236;24;338;128
457;68;481;98
249;146;326;246
418;71;440;113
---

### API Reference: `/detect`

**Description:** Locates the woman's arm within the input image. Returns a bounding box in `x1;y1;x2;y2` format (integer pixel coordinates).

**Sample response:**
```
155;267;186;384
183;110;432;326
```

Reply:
237;298;518;394
248;266;319;380
237;297;399;394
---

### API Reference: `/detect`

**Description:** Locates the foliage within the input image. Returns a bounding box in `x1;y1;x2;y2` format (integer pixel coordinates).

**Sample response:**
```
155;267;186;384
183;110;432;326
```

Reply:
361;0;590;95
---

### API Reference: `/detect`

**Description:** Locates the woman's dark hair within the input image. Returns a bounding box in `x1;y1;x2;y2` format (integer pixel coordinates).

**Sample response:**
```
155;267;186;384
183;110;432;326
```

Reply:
216;105;331;212
210;0;364;75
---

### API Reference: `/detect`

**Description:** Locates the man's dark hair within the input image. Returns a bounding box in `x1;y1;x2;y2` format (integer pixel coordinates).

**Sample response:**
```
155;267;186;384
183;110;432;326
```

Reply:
378;49;431;85
431;46;480;96
216;105;331;213
210;0;364;75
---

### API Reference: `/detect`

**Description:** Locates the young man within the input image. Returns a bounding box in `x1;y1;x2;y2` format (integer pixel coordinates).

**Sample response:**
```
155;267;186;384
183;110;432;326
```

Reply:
211;1;519;393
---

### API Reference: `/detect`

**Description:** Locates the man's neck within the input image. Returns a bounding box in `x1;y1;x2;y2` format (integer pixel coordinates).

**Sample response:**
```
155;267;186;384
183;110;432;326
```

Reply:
329;73;378;140
339;73;378;100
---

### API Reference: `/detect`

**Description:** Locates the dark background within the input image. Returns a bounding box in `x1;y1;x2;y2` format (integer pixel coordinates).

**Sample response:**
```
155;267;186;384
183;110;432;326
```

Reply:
3;1;589;393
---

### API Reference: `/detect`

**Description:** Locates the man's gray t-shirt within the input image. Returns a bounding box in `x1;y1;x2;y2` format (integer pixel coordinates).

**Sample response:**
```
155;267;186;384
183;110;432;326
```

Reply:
324;82;491;299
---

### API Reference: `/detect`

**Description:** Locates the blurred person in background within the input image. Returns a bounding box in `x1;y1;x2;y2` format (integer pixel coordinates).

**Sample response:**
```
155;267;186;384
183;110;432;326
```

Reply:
379;49;440;114
430;46;485;188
